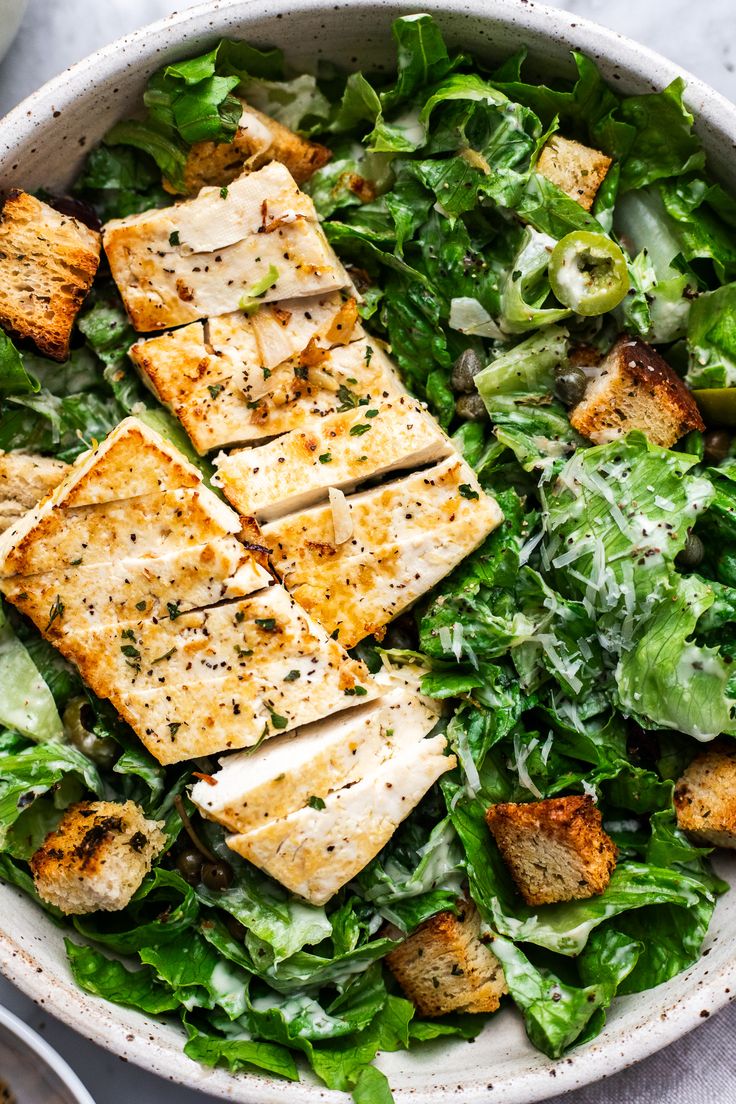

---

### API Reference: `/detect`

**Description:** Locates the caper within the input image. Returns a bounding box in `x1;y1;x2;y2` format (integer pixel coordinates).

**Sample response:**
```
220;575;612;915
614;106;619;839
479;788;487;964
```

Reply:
455;393;488;422
176;848;204;886
383;613;418;651
451;349;484;394
63;697;117;768
226;916;247;942
553;365;588;407
201;860;234;891
676;531;705;569
703;428;731;465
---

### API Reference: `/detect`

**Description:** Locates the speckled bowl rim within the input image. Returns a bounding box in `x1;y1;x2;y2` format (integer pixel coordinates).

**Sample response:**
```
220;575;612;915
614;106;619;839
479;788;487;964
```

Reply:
0;1003;96;1103
0;1;734;1102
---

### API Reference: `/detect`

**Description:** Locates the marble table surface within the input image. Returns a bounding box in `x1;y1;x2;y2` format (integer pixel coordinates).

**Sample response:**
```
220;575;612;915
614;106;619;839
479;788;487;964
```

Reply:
0;2;735;1102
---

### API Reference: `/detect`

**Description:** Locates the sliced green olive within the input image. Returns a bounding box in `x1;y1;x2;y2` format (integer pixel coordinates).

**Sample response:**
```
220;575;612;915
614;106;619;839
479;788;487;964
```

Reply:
693;389;736;429
63;697;117;768
548;231;630;316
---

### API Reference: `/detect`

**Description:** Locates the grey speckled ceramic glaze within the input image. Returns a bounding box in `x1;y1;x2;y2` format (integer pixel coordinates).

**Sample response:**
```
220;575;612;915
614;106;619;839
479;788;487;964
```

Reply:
0;1003;95;1103
0;2;734;1101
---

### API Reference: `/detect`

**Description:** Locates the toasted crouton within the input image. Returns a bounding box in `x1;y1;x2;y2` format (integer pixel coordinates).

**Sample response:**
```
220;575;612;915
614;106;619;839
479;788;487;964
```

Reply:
170;101;332;195
485;795;617;906
386;901;506;1016
674;744;736;848
30;800;165;914
0;191;100;360
537;135;611;212
0;451;69;532
569;335;704;448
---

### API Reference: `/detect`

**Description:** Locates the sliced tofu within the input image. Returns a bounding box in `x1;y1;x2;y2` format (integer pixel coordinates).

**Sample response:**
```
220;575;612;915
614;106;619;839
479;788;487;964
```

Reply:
103;163;352;332
226;731;454;905
216;396;452;522
128;295;392;455
0;190;101;360
62;587;376;765
247;291;361;371
174;100;332;194
0;416;236;579
262;455;503;647
0;417;204;570
0;486;240;579
191;665;441;834
0;452;69;533
3;538;271;639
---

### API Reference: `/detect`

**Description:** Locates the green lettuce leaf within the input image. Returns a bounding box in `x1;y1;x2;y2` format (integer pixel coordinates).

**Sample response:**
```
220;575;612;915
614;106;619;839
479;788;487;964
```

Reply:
0;603;63;741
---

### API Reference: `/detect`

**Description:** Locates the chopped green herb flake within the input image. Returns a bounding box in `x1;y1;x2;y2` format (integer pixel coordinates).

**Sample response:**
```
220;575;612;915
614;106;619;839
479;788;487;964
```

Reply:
459;484;480;500
45;595;64;631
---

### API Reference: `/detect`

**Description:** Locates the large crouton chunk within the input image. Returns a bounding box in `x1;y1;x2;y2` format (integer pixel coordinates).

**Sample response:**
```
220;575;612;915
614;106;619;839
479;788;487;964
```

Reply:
485;795;617;906
674;744;736;848
0;191;101;359
174;101;332;195
30;800;165;914
569;335;704;448
537;135;611;212
386;901;506;1016
0;451;69;532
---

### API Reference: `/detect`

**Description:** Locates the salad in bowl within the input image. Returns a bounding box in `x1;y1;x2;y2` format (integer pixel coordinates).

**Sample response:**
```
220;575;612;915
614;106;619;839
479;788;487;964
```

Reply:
0;12;735;1103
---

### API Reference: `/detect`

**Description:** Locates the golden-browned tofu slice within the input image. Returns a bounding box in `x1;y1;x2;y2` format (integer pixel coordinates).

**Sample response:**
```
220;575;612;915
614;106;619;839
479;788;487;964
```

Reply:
0;414;236;580
0;486;240;579
3;539;271;639
191;665;441;834
0;191;101;360
59;587;377;764
174;100;332;195
0;418;201;530
129;292;367;454
226;729;454;905
216;396;453;522
262;455;504;647
0;452;69;533
103;162;352;331
536;136;612;212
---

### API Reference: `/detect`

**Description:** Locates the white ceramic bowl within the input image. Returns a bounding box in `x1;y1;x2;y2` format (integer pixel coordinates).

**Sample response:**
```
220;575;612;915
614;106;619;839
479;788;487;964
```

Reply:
0;1003;96;1103
0;0;27;64
0;2;734;1101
